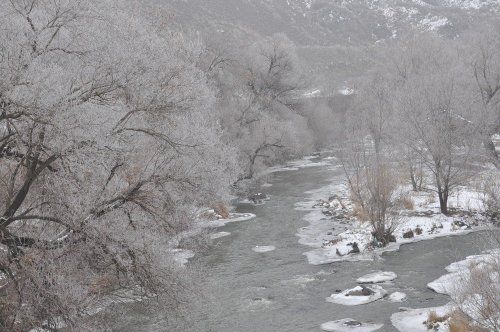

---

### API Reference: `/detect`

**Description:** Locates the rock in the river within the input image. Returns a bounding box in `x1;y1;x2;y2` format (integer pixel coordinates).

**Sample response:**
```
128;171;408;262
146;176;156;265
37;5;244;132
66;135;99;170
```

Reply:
348;242;360;254
403;230;414;239
249;192;268;204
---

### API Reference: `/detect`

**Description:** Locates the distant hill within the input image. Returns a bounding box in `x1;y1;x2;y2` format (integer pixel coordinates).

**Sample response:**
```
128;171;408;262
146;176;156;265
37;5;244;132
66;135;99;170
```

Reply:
154;0;500;93
160;0;500;46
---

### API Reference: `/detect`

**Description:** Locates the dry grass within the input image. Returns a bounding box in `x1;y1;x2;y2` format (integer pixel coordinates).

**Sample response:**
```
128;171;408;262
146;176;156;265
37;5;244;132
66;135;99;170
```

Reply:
351;203;370;221
425;310;449;329
89;274;118;295
210;201;230;219
448;311;490;332
425;193;437;205
400;194;415;210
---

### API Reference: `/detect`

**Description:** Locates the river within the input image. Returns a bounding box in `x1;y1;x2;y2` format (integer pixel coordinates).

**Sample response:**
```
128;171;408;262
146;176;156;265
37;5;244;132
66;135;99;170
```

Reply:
116;158;494;332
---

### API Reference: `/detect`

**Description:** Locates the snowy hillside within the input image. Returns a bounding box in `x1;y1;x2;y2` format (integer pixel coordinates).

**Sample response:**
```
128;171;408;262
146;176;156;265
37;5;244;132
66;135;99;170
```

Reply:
161;0;500;46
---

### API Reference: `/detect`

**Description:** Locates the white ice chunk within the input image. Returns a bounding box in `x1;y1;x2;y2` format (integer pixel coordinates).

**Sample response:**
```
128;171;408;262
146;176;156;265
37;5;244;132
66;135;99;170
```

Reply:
326;285;387;306
356;271;397;284
210;231;231;240
388;292;407;303
320;318;383;331
252;245;276;253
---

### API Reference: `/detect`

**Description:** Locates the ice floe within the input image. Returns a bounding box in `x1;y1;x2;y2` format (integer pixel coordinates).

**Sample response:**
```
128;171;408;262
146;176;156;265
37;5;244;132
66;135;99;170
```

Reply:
200;212;256;228
320;318;383;332
252;245;276;253
171;249;195;267
326;285;387;306
210;231;231;240
388;292;407;303
356;271;397;284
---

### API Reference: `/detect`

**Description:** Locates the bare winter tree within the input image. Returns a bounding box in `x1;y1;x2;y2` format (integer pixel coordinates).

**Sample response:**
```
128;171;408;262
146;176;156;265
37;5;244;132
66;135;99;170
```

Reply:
462;22;500;169
393;35;480;215
203;32;313;185
0;1;238;330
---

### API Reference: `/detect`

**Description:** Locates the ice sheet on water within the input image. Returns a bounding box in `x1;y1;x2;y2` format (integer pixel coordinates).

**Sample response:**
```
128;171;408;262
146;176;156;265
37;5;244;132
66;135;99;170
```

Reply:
252;245;276;253
326;285;387;306
356;271;397;284
321;318;383;332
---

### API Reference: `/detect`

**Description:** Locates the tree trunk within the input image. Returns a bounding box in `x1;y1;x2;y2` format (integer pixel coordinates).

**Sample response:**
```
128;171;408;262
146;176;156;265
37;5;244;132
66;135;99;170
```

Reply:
484;138;500;169
438;190;449;215
409;166;418;191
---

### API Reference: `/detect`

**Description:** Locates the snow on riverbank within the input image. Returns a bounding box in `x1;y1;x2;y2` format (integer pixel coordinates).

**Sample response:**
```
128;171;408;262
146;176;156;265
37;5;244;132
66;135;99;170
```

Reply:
426;249;500;329
391;304;455;332
296;174;490;265
260;154;334;176
199;212;256;228
390;249;500;331
427;249;500;295
171;249;195;266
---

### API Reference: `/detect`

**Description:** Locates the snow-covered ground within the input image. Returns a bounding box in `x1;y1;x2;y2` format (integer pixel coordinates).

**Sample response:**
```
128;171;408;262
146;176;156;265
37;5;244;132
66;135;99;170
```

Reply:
171;249;195;266
391;304;455;332
390;249;500;331
296;174;491;265
426;249;500;330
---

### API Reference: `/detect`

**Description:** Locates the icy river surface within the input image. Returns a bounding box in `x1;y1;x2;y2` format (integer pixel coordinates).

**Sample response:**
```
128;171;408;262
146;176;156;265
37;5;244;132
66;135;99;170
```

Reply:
119;157;493;332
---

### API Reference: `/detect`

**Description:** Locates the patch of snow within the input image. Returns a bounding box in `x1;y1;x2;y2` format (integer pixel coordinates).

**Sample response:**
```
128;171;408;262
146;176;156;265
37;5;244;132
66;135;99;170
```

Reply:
391;303;454;332
356;271;397;284
326;285;387;306
303;89;321;98
321;318;383;332
428;249;500;295
252;245;276;253
200;212;256;228
442;0;500;10
171;249;195;266
419;15;450;31
339;87;355;96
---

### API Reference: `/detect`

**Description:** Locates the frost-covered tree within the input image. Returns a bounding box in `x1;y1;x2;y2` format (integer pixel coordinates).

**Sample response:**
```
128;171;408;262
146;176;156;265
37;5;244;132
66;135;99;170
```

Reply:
461;22;500;169
393;35;480;215
0;1;237;330
201;32;313;184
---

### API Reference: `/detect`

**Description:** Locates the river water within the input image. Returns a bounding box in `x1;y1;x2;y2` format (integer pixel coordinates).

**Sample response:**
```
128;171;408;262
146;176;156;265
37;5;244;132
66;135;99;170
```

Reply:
118;159;494;332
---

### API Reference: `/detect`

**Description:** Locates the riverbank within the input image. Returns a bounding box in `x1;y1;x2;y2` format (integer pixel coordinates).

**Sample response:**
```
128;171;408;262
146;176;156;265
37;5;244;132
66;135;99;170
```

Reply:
295;156;497;265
